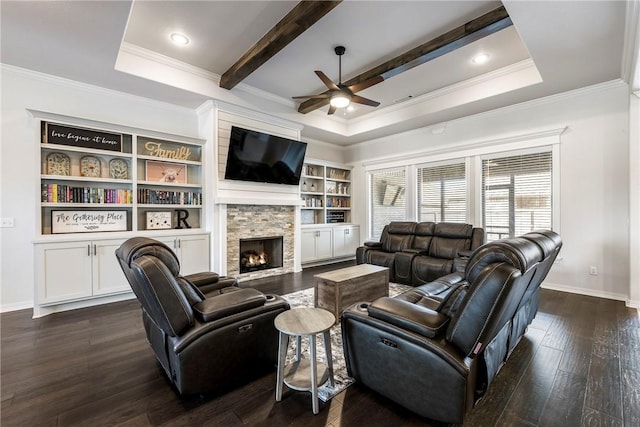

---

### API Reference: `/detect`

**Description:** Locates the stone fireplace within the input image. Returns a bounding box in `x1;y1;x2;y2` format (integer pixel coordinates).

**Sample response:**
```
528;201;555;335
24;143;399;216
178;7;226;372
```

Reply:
226;205;295;280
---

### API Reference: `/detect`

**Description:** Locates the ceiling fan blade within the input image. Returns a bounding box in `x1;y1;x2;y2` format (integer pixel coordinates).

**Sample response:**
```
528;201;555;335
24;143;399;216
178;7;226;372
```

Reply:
348;75;384;93
351;94;380;107
315;70;340;91
292;94;330;99
327;104;337;115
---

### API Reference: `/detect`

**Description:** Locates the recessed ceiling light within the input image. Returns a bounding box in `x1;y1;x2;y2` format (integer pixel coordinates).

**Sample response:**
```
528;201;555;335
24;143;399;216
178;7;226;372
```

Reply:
170;32;190;46
472;53;490;64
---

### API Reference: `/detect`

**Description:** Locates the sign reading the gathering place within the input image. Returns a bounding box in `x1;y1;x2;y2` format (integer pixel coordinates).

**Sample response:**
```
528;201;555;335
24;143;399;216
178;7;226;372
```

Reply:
51;210;128;234
45;123;123;152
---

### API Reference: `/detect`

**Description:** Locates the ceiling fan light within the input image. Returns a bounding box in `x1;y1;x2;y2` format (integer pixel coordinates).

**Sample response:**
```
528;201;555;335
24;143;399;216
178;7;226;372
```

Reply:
330;93;351;108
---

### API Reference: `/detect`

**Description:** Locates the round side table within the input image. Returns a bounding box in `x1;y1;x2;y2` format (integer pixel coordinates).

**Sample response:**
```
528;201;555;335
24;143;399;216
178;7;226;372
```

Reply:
274;307;335;414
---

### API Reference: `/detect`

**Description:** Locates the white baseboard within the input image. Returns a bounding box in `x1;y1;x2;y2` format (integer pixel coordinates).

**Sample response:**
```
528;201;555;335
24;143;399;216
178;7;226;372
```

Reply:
541;281;630;304
0;300;34;313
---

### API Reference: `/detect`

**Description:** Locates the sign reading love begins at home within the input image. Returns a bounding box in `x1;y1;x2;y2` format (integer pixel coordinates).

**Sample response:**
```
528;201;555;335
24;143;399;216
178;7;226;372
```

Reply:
44;123;123;152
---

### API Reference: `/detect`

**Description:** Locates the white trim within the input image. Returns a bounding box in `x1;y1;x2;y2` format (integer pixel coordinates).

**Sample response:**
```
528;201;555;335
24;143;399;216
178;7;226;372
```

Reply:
0;301;33;313
621;0;640;92
363;127;566;170
542;281;629;304
349;59;538;127
1;64;196;115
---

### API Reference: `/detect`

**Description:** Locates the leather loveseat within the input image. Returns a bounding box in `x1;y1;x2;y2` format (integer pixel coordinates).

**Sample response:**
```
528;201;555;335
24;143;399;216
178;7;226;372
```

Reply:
115;237;290;395
356;221;484;285
342;231;561;424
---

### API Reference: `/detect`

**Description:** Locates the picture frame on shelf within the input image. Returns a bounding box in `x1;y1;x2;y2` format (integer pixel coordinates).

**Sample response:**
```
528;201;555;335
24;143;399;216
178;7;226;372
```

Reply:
145;160;187;184
146;211;172;230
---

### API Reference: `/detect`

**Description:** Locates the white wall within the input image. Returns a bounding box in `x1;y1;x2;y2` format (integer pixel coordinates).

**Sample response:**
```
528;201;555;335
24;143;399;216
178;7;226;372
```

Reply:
0;66;201;310
346;81;631;302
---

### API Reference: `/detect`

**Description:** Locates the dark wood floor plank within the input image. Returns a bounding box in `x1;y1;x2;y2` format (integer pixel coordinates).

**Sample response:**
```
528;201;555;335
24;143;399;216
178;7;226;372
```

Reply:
621;367;640;427
585;343;623;420
499;345;563;425
538;369;587;427
582;406;623;427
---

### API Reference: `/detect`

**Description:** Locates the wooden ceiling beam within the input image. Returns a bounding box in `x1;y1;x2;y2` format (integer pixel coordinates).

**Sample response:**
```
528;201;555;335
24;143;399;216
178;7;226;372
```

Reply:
297;5;512;114
220;0;342;90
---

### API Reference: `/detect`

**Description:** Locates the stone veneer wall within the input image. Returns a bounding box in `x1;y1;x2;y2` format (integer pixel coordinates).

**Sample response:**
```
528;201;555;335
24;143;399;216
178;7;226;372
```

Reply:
227;205;295;280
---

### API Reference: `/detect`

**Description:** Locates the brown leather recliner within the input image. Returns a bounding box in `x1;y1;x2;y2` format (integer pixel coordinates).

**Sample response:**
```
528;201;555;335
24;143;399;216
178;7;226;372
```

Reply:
356;221;484;286
115;237;290;395
342;231;561;424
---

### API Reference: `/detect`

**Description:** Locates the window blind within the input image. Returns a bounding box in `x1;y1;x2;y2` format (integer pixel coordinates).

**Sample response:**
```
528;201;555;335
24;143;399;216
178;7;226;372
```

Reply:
482;151;552;241
370;168;407;239
417;161;466;223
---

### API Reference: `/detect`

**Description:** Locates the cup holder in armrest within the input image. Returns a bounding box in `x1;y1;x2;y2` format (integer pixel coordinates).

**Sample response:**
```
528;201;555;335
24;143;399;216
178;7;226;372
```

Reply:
357;302;370;312
265;294;277;302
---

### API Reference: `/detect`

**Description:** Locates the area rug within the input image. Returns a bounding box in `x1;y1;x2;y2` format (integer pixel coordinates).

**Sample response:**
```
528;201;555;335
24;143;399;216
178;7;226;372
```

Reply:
280;282;412;401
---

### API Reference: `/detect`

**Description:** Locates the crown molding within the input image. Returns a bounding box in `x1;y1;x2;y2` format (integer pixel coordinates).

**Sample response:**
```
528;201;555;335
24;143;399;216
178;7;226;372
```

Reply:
119;42;220;83
621;0;640;91
0;63;196;116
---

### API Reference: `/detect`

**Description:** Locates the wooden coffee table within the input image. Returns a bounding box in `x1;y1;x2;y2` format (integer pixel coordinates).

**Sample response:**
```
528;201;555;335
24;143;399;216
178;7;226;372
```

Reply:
314;264;389;322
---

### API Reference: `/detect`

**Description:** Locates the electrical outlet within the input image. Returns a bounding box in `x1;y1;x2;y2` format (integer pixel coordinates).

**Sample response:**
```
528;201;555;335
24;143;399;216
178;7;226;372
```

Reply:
0;218;14;228
589;266;598;276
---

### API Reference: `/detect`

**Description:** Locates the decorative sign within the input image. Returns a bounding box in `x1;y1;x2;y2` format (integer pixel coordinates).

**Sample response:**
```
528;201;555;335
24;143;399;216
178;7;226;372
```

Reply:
45;123;122;152
143;140;194;161
146;211;172;230
51;210;127;234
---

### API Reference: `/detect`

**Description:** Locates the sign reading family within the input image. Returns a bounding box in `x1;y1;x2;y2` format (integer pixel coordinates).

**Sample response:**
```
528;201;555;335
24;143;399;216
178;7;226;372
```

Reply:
51;210;128;234
45;123;122;152
143;140;193;161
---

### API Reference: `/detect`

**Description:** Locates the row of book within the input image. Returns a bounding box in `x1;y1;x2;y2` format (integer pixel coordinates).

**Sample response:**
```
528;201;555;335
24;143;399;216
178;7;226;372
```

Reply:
137;189;202;205
42;184;132;204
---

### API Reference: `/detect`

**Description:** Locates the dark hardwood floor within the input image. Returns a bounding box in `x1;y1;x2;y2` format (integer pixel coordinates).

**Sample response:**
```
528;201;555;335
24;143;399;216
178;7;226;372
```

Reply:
2;262;639;426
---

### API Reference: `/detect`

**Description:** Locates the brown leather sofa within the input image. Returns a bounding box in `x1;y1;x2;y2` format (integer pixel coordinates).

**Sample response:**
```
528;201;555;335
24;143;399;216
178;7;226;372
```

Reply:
115;237;290;395
342;231;561;424
356;221;484;285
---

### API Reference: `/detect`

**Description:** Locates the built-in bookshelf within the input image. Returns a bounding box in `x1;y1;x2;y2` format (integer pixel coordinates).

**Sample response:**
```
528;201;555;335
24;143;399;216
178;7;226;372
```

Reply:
300;161;352;225
39;120;204;235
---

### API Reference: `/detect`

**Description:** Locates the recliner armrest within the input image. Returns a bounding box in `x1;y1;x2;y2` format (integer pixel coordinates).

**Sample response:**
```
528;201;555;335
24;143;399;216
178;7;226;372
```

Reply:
193;288;266;322
367;297;449;338
363;241;383;248
184;271;220;287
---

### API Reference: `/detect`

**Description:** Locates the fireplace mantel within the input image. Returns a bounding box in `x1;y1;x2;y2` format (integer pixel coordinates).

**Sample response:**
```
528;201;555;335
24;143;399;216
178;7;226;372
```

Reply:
215;196;303;206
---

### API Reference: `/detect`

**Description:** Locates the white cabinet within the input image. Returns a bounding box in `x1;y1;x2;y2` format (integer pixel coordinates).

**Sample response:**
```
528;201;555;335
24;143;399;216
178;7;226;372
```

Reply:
36;238;130;305
332;225;360;258
301;225;360;264
154;234;210;275
301;228;333;263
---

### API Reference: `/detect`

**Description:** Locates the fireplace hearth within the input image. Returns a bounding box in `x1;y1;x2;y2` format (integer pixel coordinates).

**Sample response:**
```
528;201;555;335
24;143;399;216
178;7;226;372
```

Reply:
239;236;283;274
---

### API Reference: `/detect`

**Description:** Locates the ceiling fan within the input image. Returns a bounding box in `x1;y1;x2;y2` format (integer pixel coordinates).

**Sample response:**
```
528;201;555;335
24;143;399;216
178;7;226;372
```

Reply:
293;46;383;115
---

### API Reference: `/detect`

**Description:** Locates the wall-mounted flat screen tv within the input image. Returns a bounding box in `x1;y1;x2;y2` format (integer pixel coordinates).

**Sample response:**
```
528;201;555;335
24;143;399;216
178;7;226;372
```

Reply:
224;126;307;185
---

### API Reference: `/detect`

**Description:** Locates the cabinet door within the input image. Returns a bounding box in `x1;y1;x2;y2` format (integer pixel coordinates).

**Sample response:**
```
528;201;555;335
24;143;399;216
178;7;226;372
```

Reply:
301;229;319;263
177;234;210;275
93;239;131;296
315;229;333;260
36;242;93;304
332;226;359;257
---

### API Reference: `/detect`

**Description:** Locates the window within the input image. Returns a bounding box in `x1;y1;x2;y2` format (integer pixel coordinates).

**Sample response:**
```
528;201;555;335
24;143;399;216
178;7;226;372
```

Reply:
482;151;552;241
369;168;406;239
417;161;467;223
